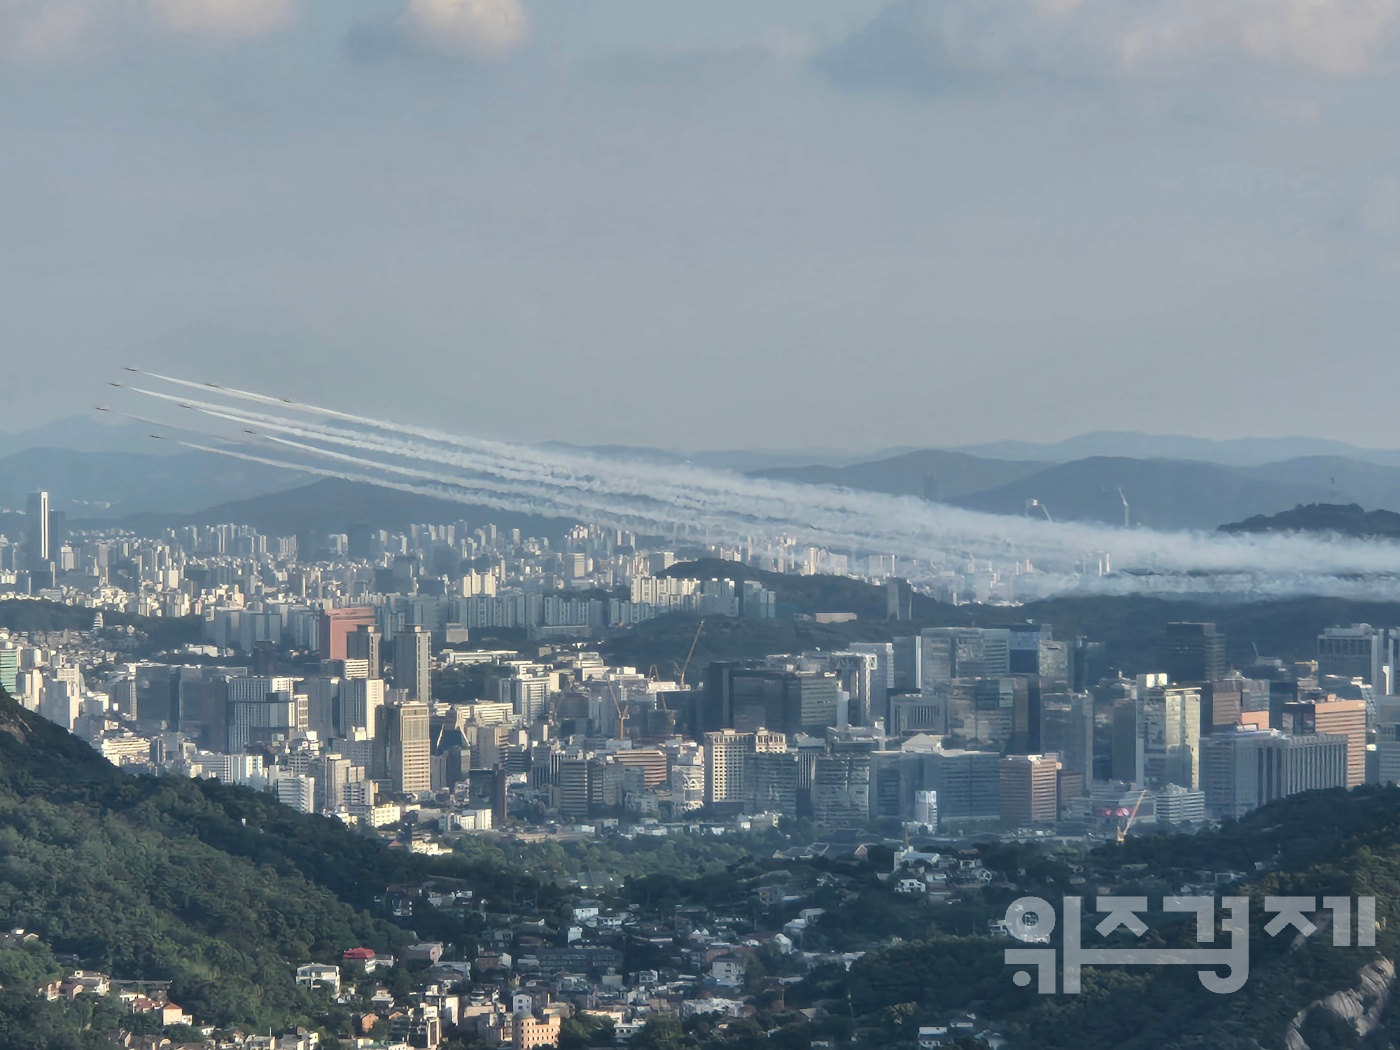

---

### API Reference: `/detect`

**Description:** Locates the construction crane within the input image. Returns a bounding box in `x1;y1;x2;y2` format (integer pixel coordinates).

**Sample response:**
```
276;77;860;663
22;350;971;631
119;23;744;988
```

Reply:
1099;486;1131;528
647;664;670;716
1116;789;1147;844
676;619;705;687
607;679;629;741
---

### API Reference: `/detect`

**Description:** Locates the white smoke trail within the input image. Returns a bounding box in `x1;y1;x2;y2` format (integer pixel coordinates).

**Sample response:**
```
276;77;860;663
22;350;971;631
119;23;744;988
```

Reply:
130;374;1400;600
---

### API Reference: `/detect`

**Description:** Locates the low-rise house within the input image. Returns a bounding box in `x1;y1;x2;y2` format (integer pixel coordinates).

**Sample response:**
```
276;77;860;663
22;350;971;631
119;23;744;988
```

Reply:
295;963;342;995
402;942;445;966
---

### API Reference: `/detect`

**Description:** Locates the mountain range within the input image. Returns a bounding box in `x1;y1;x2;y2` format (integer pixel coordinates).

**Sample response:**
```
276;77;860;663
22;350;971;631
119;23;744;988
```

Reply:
753;450;1400;531
12;419;1400;534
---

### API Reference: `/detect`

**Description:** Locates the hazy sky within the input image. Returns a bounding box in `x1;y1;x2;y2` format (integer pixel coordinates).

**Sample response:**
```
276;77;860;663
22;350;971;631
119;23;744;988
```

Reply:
4;0;1400;452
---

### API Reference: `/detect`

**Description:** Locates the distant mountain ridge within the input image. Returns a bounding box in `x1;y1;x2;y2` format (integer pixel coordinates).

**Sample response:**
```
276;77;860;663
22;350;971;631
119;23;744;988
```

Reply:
114;476;575;543
755;449;1400;531
14;428;1400;535
953;430;1400;467
1220;503;1400;539
0;447;305;517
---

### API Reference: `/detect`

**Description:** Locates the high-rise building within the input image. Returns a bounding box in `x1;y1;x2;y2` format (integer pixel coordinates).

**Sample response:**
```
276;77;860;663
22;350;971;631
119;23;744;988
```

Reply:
1199;678;1244;736
892;635;922;693
1159;622;1227;684
1113;686;1201;790
810;751;871;826
1040;693;1093;788
913;789;938;829
920;628;1011;684
1201;729;1347;819
886;579;913;620
703;728;786;808
228;693;302;752
378;700;432;796
743;750;800;818
339;677;384;737
394;625;432;703
25;491;49;569
1283;697;1367;788
1153;783;1206;824
999;754;1060;824
0;648;18;697
274;775;316;814
1374;697;1400;786
827;651;880;727
1317;625;1399;694
909;742;1001;822
1003;623;1071;686
319;607;378;662
556;755;591;819
497;663;550;723
705;665;840;736
346;624;381;677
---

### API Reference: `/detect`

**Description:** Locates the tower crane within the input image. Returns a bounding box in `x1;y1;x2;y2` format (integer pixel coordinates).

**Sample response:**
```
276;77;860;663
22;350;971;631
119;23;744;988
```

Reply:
675;619;705;687
1116;789;1147;844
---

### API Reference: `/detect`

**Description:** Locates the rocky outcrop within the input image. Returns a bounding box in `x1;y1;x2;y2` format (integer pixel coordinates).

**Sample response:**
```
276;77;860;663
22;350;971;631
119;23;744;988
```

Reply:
1285;956;1395;1050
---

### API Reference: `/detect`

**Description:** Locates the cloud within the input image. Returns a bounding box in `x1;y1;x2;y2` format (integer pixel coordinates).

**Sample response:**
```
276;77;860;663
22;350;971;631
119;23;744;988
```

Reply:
812;0;1118;92
403;0;528;58
817;0;1400;93
146;0;294;38
1119;0;1400;77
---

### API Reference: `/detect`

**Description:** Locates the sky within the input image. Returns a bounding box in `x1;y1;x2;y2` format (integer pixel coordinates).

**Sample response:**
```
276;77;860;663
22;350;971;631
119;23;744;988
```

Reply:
3;0;1400;453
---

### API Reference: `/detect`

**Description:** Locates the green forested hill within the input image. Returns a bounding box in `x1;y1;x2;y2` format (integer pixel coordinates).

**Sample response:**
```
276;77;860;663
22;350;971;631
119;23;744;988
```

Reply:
0;688;558;1047
793;787;1400;1050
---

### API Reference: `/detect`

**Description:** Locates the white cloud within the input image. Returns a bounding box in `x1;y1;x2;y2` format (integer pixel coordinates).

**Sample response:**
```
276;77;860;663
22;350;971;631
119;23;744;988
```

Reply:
147;0;294;38
403;0;528;58
1119;0;1400;77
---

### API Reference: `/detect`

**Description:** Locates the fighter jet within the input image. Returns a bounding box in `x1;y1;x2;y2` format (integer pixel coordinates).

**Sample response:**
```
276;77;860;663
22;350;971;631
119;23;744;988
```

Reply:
122;366;137;373
94;406;109;412
149;434;164;440
108;381;123;388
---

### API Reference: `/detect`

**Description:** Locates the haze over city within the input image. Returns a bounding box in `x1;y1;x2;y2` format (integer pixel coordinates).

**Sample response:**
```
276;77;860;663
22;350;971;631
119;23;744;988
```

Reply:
9;4;1400;1050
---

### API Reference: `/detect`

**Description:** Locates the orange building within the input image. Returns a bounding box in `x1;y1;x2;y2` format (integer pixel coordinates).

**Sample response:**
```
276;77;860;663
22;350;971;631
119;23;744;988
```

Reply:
320;606;378;661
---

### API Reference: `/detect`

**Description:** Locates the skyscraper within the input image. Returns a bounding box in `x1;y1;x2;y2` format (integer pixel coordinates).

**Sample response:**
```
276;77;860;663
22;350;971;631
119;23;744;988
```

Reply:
1283;697;1367;788
25;491;49;569
378;700;432;796
395;625;432;703
999;754;1060;824
1317;624;1399;693
1159;622;1227;684
703;728;785;808
338;677;384;738
1201;729;1347;819
319;606;378;662
346;624;381;677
